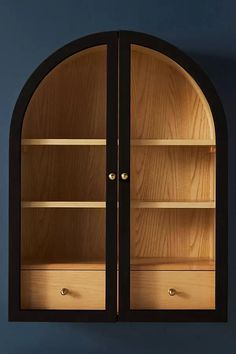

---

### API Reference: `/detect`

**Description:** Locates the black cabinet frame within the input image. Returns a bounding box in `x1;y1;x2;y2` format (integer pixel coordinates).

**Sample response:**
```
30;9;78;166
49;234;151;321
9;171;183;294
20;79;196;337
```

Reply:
9;31;228;322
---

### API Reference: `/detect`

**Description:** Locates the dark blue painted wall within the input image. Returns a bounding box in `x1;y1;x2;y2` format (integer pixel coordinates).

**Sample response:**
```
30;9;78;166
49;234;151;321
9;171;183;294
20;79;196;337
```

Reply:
0;1;235;353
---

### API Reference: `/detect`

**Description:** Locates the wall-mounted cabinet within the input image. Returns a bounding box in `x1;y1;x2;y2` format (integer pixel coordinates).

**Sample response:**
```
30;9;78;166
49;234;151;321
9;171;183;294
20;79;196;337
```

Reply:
9;31;227;322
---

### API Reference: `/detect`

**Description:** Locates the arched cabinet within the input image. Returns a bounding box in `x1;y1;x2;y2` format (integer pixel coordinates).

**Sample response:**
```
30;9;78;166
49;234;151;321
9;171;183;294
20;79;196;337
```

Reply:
9;31;227;322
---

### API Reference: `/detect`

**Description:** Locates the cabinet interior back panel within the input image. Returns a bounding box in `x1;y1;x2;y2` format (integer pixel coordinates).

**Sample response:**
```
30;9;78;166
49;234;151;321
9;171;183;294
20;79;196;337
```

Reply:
21;146;105;201
131;45;214;140
131;146;215;201
21;209;105;264
21;46;107;139
131;209;215;259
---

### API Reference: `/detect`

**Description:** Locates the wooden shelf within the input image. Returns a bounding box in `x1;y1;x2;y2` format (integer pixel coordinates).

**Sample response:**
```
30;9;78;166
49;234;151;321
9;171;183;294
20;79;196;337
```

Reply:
131;201;215;209
131;139;215;146
21;139;215;146
22;139;106;145
22;201;215;209
22;260;105;270
22;201;215;208
131;257;215;271
21;257;215;271
22;201;106;208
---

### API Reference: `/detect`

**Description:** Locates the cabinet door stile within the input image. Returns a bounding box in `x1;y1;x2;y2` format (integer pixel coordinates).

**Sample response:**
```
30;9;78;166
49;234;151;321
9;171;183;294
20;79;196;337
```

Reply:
118;32;131;318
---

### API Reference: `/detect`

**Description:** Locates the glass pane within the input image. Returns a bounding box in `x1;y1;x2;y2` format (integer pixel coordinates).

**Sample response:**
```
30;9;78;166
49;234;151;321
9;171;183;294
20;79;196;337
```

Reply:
130;45;216;310
21;45;107;310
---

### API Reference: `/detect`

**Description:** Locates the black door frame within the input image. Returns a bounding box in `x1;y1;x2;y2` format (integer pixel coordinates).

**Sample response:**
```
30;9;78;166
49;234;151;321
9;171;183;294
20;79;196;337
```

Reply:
118;31;228;322
9;31;118;322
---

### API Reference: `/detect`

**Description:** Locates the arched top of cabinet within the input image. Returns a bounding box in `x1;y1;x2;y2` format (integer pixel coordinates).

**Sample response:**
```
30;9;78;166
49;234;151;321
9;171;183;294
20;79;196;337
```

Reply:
131;44;215;140
10;30;227;144
21;45;107;139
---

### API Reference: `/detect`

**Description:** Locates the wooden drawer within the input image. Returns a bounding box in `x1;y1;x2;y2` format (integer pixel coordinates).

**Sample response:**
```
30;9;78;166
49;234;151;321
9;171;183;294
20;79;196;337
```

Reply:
21;270;105;310
130;271;215;309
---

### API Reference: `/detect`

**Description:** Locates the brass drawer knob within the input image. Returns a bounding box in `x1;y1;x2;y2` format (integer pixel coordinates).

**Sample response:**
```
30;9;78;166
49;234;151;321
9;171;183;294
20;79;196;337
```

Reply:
168;288;176;296
60;288;69;296
108;172;116;181
209;146;216;153
121;172;129;180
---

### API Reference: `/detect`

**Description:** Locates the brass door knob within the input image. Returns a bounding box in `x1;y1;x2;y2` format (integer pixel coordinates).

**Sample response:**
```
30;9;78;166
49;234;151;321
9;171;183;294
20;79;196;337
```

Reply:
60;288;69;296
168;288;176;296
108;172;116;181
121;172;129;180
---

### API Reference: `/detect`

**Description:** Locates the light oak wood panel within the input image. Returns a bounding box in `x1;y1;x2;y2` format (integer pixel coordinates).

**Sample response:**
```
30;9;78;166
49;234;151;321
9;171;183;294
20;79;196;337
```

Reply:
22;139;215;146
22;201;215;208
21;270;105;309
21;209;105;263
131;139;215;146
131;146;215;201
130;258;215;270
21;146;105;201
22;46;107;139
131;201;215;208
131;45;215;140
22;260;105;270
22;258;214;271
22;139;216;147
22;201;106;208
131;209;215;259
130;271;215;309
22;139;106;145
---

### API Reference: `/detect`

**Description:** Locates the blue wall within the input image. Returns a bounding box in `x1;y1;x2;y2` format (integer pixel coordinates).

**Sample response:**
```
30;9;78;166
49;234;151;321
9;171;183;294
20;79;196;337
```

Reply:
0;1;235;353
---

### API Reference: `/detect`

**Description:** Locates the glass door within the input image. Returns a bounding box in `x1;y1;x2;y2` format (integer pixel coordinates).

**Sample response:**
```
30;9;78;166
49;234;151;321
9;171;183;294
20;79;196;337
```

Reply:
129;44;216;311
19;40;118;319
119;35;216;320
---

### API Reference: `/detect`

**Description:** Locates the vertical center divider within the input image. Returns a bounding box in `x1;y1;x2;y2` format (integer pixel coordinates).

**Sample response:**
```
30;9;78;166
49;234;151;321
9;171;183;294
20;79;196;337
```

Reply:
106;33;119;319
118;32;131;319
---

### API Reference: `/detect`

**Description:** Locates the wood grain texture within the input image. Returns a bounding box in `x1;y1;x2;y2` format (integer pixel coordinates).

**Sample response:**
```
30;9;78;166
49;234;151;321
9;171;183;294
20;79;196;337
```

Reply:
21;258;214;271
131;201;215;208
131;146;215;201
21;146;105;201
22;201;106;208
22;46;107;139
22;260;105;270
22;139;106;145
22;139;215;146
21;209;105;263
131;45;215;139
130;271;215;309
131;209;215;260
22;139;216;146
130;258;215;270
21;270;105;309
131;139;215;146
22;201;215;209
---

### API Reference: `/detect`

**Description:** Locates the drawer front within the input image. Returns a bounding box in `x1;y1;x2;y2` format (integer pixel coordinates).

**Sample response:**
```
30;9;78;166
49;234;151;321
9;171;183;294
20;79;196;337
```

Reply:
21;270;105;310
130;271;215;309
